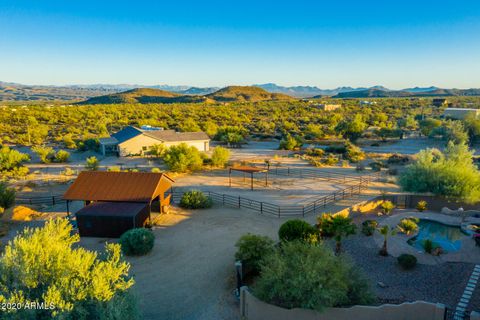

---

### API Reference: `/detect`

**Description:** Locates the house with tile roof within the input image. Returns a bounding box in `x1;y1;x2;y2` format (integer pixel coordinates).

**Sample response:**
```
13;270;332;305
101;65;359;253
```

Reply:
99;125;210;156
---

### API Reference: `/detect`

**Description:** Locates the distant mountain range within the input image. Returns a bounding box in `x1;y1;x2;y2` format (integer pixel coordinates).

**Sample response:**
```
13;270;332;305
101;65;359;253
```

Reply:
78;86;294;105
1;81;479;102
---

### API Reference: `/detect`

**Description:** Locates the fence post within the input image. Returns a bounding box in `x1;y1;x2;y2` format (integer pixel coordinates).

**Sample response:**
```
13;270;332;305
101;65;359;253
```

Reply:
260;202;263;214
278;207;280;217
313;202;316;214
223;194;225;206
342;190;345;199
324;198;326;207
238;196;241;208
52;196;55;206
302;206;305;217
287;167;290;176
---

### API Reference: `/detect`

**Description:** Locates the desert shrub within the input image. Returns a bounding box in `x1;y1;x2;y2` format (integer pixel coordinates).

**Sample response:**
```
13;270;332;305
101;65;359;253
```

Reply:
151;167;161;173
344;142;365;163
62;167;76;176
341;160;349;167
416;200;427;212
397;218;419;235
234;234;275;274
306;148;324;157
32;145;55;163
279;134;303;150
0;218;137;319
108;166;122;172
119;228;155;256
0;182;15;209
423;239;434;253
323;154;339;166
380;200;395;215
85;156;99;171
369;161;383;172
0;146;30;174
77;138;100;152
179;190;213;209
361;220;378;236
387;154;410;165
397;254;417;270
317;213;356;254
211;146;231;168
399;142;480;204
253;241;374;311
163;143;203;172
278;219;318;242
55;149;70;163
149;143;166;158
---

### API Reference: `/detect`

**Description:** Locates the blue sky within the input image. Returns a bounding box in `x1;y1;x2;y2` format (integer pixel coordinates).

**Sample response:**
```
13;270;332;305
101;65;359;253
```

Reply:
1;1;479;88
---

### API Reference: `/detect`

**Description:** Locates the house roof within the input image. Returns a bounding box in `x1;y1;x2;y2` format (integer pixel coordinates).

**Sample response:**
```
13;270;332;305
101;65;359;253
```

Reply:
76;201;147;217
111;125;210;144
99;137;119;145
111;126;143;143
142;130;210;142
64;171;174;202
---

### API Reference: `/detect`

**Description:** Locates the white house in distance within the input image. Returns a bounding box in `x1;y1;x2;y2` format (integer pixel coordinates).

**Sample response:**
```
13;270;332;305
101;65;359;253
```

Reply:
99;125;210;156
443;108;480;120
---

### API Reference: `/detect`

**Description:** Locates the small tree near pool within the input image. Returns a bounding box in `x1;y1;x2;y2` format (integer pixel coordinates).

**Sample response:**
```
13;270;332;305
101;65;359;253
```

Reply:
377;225;397;256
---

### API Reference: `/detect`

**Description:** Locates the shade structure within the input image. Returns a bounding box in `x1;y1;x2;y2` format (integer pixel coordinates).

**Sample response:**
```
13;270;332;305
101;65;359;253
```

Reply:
75;202;149;238
229;166;269;190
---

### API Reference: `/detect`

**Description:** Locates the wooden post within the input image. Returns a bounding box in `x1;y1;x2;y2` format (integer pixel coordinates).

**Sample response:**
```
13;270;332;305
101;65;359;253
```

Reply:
66;200;70;218
251;172;253;190
229;168;232;188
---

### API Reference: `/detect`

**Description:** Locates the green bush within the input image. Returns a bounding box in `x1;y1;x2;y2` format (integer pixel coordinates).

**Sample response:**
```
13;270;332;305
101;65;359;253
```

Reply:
279;134;303;150
179;190;213;209
369;161;383;172
278;219;318;242
397;218;419;235
323;154;339;166
397;253;417;270
32;145;55;163
55;149;70;163
0;182;15;209
163;143;203;172
119;228;155;256
380;200;395;215
211;146;231;168
0;146;30;173
361;220;378;236
253;241;374;311
399;142;480;204
85;156;99;171
416;200;427;212
0;218;137;319
344;142;365;163
234;234;275;274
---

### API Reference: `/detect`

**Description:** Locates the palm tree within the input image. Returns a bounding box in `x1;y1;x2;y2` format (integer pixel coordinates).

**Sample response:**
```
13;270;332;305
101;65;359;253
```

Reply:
378;225;396;256
329;215;356;255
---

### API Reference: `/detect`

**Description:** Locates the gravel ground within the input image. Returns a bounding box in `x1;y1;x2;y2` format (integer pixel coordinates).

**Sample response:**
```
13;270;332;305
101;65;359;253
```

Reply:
342;231;478;313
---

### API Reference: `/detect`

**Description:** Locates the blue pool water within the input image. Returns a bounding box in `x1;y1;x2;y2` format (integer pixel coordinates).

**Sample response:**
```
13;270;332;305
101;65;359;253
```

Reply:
407;219;467;252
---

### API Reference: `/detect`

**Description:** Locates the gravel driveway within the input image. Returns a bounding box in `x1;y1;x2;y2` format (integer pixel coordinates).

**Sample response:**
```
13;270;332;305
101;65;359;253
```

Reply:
126;206;286;320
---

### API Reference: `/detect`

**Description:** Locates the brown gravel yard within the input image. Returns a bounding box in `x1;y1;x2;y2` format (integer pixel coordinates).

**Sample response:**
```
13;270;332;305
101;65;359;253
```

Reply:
80;206;286;320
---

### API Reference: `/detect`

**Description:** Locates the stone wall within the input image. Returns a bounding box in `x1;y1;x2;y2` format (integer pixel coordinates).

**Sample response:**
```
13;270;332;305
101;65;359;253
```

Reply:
240;287;446;320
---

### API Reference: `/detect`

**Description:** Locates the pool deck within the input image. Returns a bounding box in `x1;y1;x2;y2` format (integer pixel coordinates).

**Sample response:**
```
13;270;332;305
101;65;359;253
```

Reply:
374;210;480;265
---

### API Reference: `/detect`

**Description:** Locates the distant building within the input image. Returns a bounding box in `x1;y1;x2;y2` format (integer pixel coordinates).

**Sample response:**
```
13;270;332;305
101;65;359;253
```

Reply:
315;104;341;111
359;100;377;106
432;98;448;107
443;108;480;120
99;125;210;156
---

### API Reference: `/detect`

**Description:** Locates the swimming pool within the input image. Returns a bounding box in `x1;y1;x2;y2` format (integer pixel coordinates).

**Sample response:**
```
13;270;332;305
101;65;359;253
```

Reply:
407;219;468;252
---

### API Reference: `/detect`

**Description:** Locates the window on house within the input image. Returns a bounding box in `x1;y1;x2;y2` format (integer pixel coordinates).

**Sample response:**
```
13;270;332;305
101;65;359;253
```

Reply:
142;146;147;151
